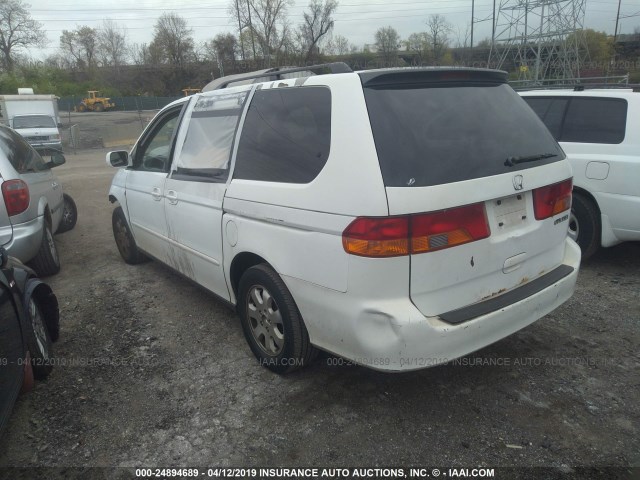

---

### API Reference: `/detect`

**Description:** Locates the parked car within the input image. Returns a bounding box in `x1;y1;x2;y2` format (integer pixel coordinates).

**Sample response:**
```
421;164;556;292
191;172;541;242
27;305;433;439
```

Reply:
0;247;59;436
519;88;640;259
107;65;580;373
0;125;77;277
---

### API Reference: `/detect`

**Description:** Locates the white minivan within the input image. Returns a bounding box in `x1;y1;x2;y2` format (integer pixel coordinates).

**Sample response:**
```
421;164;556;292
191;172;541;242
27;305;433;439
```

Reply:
107;65;580;373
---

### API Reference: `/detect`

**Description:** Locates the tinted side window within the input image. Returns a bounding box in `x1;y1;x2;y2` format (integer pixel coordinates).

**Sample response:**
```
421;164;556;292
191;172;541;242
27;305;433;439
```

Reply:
523;97;569;140
173;90;248;182
0;127;48;174
234;87;331;184
561;98;627;144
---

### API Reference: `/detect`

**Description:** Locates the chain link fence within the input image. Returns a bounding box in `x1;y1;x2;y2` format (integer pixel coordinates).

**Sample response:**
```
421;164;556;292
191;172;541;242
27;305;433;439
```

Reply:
57;96;182;112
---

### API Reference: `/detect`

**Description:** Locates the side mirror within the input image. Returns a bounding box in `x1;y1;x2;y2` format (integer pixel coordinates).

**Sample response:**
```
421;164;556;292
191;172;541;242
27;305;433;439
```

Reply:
46;152;66;168
107;150;129;168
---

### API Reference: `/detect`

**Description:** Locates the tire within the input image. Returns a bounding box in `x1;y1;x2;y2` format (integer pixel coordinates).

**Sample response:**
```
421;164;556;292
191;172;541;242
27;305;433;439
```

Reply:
569;192;600;260
94;103;104;112
28;224;60;277
25;297;53;380
76;103;86;112
56;193;78;234
112;206;148;264
238;264;317;373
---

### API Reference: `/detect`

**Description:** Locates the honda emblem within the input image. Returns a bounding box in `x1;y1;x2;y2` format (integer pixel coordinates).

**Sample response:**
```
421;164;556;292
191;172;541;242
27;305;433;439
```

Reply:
513;175;524;191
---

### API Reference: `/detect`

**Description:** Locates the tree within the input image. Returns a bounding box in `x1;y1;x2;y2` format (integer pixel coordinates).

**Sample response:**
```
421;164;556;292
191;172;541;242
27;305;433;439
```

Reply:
325;34;352;56
248;0;293;66
375;26;401;64
299;0;338;62
152;13;195;67
98;20;129;71
426;14;452;64
209;33;239;71
406;32;430;65
582;29;614;66
0;0;47;71
59;26;100;69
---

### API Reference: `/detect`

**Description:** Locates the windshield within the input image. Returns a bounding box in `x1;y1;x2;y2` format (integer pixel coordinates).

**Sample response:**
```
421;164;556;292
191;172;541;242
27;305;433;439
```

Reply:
13;115;56;129
363;83;565;188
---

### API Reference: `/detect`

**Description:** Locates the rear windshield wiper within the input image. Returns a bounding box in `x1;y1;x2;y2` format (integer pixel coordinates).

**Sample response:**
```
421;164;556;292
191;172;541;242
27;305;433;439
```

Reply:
504;153;557;167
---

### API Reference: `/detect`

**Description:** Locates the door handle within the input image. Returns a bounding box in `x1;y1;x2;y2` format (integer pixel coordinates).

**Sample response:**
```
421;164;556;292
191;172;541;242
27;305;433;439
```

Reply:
166;190;178;205
151;187;162;201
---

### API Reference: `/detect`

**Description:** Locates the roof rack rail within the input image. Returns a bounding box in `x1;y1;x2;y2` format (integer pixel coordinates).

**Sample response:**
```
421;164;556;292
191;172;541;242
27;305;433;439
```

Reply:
514;83;640;92
214;62;352;90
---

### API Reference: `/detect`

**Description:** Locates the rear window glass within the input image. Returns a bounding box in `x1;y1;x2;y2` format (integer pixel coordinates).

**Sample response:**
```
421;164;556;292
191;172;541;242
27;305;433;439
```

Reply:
561;97;627;144
364;83;564;188
0;127;47;174
233;87;331;184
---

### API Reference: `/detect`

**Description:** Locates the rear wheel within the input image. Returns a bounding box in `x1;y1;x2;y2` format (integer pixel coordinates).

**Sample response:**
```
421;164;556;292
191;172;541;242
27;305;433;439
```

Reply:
112;206;148;264
56;193;77;234
25;298;53;380
569;193;600;260
29;224;60;276
238;264;316;373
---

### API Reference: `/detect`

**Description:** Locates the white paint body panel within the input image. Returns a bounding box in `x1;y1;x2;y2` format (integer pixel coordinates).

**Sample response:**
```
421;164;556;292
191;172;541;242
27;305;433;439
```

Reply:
285;238;580;371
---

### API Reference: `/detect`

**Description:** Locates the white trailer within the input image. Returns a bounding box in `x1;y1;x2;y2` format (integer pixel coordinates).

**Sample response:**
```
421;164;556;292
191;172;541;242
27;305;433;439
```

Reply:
0;92;62;153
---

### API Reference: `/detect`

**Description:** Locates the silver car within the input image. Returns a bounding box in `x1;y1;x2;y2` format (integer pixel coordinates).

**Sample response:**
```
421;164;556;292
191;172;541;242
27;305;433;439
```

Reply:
0;125;76;276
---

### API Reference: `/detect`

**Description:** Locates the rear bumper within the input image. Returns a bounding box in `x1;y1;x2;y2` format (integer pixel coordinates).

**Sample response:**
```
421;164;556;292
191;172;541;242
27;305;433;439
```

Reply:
286;237;581;372
2;216;44;263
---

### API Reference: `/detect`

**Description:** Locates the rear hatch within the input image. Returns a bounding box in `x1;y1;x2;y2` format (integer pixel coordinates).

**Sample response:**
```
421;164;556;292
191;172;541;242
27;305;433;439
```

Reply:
360;69;573;318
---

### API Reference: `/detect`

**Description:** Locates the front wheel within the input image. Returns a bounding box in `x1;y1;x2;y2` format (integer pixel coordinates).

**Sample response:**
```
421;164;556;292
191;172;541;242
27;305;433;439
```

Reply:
569;193;600;260
56;193;77;234
29;224;60;276
112;207;148;264
238;264;316;373
25;298;53;380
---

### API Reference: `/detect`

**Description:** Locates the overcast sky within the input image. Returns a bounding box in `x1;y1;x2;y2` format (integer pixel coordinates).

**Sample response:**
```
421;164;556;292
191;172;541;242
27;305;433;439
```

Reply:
26;0;639;60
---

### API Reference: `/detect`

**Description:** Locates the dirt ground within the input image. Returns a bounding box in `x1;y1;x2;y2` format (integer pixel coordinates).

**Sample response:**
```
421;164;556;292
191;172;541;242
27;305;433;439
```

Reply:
0;137;638;475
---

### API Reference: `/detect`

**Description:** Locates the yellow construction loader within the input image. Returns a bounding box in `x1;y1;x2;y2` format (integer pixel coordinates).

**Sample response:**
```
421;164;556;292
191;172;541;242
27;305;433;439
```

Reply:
76;91;115;112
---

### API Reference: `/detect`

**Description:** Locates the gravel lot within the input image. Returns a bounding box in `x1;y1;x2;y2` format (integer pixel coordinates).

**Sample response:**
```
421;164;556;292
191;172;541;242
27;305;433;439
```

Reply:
0;121;638;476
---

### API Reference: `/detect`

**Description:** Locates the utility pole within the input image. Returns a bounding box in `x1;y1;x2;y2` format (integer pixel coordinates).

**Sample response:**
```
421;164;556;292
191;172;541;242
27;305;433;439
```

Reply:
470;0;475;53
247;0;257;62
614;0;622;42
236;0;246;60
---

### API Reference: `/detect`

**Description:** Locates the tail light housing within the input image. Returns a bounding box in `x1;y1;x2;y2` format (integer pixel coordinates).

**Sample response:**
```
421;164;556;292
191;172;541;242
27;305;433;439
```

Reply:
343;203;490;257
533;179;572;220
342;217;409;257
2;180;30;216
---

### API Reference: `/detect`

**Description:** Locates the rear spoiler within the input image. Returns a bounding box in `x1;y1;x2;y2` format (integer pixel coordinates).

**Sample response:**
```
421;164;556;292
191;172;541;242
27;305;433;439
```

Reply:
359;68;508;88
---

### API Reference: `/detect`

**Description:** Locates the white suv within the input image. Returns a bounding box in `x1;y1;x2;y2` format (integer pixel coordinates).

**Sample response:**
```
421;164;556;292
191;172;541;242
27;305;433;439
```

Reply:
107;66;580;373
520;88;640;258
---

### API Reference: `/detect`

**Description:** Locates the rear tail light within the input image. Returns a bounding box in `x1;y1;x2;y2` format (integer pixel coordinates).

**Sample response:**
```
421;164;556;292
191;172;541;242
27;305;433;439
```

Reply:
533;178;572;220
411;203;490;253
342;203;490;257
2;179;30;216
342;217;409;257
